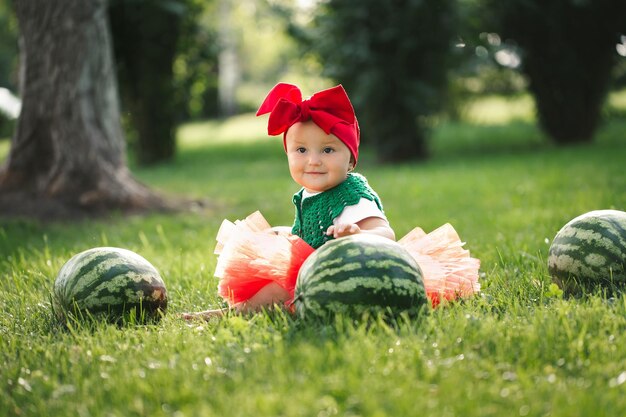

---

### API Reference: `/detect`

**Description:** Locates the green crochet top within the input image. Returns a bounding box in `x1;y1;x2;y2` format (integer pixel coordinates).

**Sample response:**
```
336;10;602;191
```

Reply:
291;173;384;249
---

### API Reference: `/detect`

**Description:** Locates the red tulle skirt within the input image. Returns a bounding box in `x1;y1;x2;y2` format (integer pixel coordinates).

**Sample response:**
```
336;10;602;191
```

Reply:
214;211;480;308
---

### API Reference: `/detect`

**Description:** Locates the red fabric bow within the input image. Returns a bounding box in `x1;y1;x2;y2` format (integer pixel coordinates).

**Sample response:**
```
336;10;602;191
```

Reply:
256;83;360;162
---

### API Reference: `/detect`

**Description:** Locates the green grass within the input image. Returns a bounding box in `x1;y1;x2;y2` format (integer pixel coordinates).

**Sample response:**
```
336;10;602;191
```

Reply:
2;102;626;416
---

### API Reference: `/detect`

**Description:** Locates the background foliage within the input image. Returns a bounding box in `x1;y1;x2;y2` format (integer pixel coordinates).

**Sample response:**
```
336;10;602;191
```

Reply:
292;0;457;162
2;0;626;159
0;1;18;139
0;1;17;91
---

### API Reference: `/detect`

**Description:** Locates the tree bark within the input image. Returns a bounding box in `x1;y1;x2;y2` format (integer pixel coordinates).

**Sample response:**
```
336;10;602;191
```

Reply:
0;0;172;218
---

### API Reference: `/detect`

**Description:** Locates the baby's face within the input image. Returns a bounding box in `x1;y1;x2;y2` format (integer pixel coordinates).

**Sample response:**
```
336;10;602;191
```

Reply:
285;121;353;193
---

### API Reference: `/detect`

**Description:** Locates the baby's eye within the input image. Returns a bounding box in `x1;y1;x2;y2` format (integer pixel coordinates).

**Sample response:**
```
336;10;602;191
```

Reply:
322;147;334;154
296;147;306;153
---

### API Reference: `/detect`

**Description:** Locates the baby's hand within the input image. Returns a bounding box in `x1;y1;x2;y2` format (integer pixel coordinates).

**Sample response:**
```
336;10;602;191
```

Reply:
326;223;361;238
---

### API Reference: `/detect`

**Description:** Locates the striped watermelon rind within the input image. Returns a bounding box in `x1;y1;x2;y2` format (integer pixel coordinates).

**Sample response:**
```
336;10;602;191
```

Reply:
294;234;428;321
53;247;168;323
548;209;626;296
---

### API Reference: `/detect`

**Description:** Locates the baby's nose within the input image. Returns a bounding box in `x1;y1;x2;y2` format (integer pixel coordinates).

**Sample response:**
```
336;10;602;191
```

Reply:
308;154;322;165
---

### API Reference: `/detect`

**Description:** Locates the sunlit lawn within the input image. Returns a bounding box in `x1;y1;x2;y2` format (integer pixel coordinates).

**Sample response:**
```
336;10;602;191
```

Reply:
1;95;626;416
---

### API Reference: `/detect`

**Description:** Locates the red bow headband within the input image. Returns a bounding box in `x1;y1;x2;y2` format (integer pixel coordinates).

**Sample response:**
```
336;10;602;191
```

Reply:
256;83;360;163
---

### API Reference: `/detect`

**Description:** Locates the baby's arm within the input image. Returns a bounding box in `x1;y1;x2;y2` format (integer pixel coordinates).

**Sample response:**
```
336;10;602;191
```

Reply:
327;216;395;241
181;282;290;320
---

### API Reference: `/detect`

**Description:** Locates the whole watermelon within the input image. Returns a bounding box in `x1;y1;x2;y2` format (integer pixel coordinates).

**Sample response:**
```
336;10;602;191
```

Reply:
294;234;428;320
548;210;626;296
53;247;168;323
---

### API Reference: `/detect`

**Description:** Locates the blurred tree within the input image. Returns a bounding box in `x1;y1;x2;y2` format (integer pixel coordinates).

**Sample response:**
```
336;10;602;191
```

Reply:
0;2;18;91
485;0;626;144
444;0;528;120
612;36;626;90
217;0;239;116
0;0;170;218
109;0;208;165
293;0;457;161
0;2;19;138
209;0;305;114
174;2;220;121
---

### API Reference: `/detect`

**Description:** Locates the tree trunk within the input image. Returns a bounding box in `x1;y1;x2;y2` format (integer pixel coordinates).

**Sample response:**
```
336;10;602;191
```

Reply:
0;0;171;218
109;0;183;165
